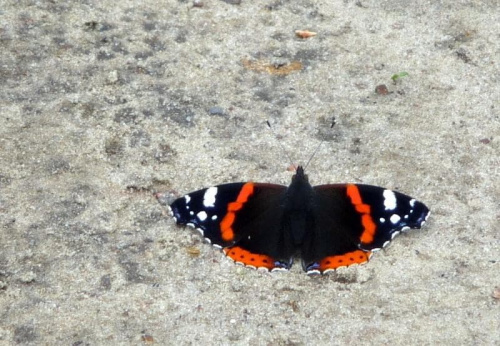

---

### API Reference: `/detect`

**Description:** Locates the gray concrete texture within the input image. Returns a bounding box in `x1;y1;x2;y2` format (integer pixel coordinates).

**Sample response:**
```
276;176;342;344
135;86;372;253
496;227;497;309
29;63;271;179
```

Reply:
1;0;499;345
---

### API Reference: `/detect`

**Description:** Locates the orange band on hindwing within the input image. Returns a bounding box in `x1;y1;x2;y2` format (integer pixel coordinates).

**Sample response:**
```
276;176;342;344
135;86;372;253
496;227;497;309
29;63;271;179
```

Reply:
318;250;372;272
220;183;255;242
223;246;276;270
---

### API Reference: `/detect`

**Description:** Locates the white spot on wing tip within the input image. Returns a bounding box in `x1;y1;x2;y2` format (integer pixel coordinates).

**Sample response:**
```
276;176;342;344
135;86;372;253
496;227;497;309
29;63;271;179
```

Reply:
383;190;397;210
197;211;208;221
390;214;401;224
203;187;218;208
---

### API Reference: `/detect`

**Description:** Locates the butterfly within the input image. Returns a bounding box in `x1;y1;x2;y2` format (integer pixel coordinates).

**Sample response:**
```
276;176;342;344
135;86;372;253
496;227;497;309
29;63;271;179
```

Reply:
168;165;430;274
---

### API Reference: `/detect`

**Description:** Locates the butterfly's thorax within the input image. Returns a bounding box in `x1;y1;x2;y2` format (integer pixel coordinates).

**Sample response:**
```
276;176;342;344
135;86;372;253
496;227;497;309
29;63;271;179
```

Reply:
283;166;314;245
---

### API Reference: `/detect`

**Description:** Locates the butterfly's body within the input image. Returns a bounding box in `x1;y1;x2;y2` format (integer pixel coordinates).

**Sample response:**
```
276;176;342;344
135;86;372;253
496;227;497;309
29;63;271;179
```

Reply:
169;166;430;274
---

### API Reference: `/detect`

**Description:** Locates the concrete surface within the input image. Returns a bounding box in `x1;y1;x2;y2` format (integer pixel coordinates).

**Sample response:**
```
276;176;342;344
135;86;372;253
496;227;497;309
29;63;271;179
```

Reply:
1;0;499;345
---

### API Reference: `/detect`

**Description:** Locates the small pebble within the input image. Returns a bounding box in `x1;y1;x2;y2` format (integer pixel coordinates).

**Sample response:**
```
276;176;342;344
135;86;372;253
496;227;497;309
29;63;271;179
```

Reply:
375;84;389;95
208;106;225;116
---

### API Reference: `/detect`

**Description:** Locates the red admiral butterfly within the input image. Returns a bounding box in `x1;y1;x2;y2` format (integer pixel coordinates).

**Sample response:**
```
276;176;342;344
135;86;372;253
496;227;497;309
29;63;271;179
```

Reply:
168;165;430;274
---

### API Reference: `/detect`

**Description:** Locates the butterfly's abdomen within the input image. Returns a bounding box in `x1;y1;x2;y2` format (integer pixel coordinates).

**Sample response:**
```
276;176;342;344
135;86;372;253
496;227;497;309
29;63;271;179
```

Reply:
283;176;315;245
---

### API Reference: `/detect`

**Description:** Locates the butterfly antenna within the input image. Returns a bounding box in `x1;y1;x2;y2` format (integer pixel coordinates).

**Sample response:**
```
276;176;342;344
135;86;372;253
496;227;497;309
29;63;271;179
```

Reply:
303;118;336;171
266;120;296;169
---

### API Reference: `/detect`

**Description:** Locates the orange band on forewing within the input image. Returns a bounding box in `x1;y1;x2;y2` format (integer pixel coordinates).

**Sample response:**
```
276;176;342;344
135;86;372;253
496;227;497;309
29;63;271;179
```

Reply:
220;183;255;242
346;184;376;244
354;204;371;214
346;184;362;204
220;213;235;237
360;215;376;243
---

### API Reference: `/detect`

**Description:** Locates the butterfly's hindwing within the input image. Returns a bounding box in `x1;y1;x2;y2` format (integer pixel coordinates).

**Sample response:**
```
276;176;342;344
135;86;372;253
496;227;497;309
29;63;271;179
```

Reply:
301;185;367;267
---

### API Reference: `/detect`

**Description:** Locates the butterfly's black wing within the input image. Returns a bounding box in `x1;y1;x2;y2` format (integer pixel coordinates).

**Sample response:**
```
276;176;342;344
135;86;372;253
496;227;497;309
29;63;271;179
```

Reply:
302;184;430;274
169;182;294;271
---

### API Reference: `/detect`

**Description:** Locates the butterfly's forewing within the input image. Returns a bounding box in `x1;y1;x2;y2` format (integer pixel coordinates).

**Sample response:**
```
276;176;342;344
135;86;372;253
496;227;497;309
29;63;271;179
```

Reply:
169;183;248;247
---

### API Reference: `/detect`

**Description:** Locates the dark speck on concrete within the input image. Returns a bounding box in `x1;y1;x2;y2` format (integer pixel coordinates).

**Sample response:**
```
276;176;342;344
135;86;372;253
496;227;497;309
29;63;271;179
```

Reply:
105;137;125;156
130;130;151;147
14;325;38;344
208;106;226;116
144;36;167;51
154;143;176;162
174;30;188;43
100;274;112;290
162;106;195;127
46;158;71;175
97;50;115;60
143;21;157;31
114;107;139;124
135;51;153;61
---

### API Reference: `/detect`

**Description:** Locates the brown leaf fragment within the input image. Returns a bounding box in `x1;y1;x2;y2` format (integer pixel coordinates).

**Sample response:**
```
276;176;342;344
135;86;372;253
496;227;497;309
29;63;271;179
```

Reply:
295;30;317;38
